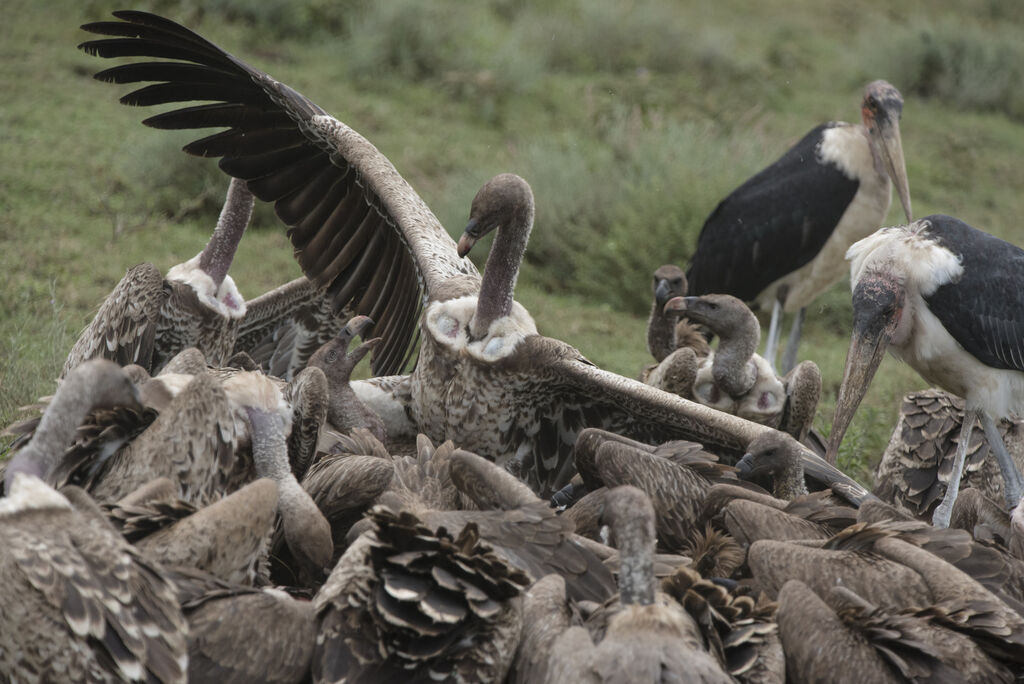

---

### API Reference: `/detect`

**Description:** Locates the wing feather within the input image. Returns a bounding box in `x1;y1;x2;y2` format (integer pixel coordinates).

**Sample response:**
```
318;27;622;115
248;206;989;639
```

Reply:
61;263;164;379
504;336;868;500
923;215;1024;373
687;123;859;302
80;11;480;374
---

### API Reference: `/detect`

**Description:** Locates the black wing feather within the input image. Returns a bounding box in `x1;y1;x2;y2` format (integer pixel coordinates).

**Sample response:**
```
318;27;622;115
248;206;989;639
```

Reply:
687;124;860;302
923;214;1024;373
80;11;429;375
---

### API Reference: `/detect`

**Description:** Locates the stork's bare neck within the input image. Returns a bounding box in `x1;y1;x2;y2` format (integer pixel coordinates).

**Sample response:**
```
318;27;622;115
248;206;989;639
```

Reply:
198;178;255;289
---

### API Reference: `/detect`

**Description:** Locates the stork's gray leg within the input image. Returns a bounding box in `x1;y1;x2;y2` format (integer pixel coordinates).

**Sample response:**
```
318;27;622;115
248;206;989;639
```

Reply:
764;299;784;374
780;307;806;375
933;407;979;528
978;412;1024;509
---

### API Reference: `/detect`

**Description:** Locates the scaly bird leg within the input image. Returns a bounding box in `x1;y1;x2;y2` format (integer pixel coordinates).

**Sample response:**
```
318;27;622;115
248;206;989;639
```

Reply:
764;298;784;374
933;407;978;528
979;411;1024;510
780;307;805;376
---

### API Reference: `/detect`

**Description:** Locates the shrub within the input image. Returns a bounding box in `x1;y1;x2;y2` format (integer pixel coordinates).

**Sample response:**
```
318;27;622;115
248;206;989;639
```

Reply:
869;20;1024;121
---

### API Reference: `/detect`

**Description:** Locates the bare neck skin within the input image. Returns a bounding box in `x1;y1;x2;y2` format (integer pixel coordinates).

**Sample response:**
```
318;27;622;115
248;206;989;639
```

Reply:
773;457;810;501
647;303;678;362
605;487;657;606
327;377;385;442
310;336;386;442
5;360;140;492
197;178;254;288
468;189;535;340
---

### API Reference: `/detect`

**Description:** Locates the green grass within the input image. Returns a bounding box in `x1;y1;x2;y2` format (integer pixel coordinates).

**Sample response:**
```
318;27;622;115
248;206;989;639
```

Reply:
3;0;1023;487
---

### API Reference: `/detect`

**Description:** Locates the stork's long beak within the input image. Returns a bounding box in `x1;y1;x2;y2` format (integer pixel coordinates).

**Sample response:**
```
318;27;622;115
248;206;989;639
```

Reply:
873;116;912;223
825;320;892;465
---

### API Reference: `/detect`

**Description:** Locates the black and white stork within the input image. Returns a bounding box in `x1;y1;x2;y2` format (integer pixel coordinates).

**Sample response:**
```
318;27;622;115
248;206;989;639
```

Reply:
686;80;913;373
826;214;1024;527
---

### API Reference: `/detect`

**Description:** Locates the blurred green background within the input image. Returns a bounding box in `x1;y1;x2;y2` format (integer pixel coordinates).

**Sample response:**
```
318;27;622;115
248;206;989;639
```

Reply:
3;0;1024;482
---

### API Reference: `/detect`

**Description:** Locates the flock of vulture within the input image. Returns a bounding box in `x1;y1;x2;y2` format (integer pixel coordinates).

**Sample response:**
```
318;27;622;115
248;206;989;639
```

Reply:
5;9;1024;684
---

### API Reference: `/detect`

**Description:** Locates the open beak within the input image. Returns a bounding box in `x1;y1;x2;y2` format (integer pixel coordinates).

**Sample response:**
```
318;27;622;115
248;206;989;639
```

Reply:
825;322;892;464
457;217;480;258
348;336;383;364
339;315;375;353
873;116;912;223
663;295;687;315
344;315;375;340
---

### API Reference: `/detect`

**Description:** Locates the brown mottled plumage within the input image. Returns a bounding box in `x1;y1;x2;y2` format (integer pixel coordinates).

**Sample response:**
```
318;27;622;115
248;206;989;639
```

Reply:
82;12;478;377
538;487;734;683
81;10;869;506
313;507;530;683
0;477;188;683
234;276;349;381
282;365;329;481
168;568;317;684
572;428;745;552
780;580;1015;683
3;360;145;495
778;580;927;683
270;449;394;585
661;565;783;682
380;444;617;605
646;265;702;362
749;522;1024;668
62;179;253;377
736;431;811;501
133;479;279;585
666;294;821;439
875;389;1024;519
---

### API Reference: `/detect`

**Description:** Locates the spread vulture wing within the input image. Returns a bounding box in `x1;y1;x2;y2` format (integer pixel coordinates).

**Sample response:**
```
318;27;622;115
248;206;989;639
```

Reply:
61;262;164;378
80;11;480;375
494;335;870;501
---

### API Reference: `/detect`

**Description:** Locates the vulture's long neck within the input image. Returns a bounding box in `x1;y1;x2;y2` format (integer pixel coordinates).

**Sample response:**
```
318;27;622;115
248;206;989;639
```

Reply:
469;201;534;340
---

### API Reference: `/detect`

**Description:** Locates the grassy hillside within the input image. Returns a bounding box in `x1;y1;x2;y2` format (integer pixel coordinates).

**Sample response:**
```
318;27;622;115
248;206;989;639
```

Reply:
3;0;1024;483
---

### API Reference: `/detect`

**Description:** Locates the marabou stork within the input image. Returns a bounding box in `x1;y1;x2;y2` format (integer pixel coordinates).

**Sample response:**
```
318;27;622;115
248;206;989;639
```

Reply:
686;80;913;374
826;215;1024;527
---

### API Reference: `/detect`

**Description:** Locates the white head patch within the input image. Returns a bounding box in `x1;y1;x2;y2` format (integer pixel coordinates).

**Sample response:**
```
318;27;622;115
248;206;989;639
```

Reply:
847;220;963;296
